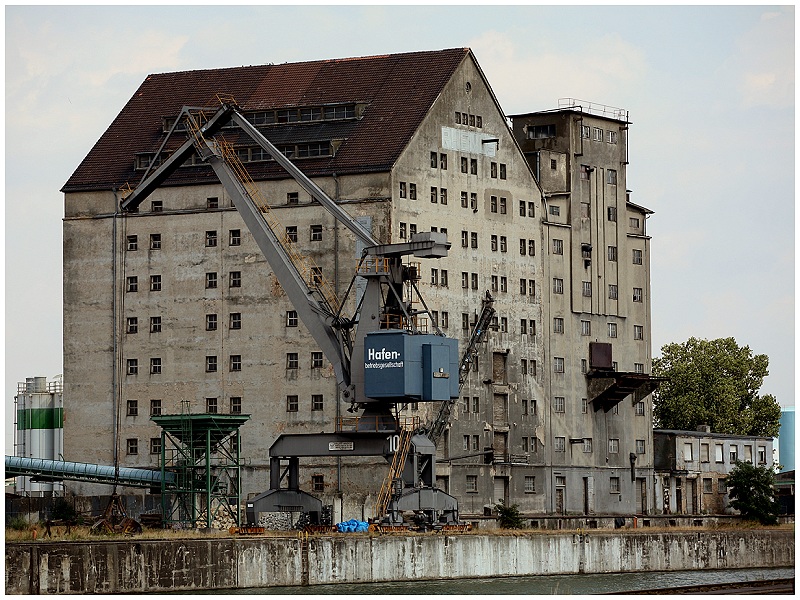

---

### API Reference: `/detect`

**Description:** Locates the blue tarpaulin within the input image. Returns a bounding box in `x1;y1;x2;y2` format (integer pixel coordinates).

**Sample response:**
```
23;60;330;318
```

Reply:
336;519;369;532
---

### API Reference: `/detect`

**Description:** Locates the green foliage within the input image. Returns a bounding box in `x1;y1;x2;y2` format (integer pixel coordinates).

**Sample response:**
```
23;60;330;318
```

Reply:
652;337;781;437
726;460;780;525
7;516;29;531
495;500;525;529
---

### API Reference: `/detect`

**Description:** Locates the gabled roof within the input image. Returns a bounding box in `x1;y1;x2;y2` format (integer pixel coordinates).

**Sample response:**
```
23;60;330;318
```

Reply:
62;48;470;193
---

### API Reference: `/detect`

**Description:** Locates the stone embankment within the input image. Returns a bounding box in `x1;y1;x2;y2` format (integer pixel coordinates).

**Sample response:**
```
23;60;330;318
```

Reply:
5;529;794;594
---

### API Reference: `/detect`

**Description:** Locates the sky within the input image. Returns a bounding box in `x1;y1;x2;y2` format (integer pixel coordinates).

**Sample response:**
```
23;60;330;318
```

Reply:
4;5;795;455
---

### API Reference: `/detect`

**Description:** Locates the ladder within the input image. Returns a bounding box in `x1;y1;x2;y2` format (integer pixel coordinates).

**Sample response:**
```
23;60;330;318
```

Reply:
375;428;412;518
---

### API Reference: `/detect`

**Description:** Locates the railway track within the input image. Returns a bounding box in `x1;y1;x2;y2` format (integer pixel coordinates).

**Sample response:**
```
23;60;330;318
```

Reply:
619;577;794;595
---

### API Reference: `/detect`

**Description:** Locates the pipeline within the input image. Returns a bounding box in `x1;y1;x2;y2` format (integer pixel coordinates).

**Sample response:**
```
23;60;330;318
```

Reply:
5;455;175;489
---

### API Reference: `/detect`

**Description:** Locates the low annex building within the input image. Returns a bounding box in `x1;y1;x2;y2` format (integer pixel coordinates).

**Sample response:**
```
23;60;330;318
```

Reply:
60;48;657;520
653;427;775;515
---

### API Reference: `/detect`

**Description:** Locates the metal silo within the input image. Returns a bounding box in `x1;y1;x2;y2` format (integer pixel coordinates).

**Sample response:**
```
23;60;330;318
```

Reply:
14;376;64;496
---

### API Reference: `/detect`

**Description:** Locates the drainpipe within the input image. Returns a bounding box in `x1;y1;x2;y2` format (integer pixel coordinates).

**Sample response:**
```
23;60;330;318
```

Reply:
111;189;120;484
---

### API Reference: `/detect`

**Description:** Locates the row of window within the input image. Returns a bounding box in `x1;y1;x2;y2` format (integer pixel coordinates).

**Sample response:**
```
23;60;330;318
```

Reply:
127;313;242;334
127;353;335;375
461;395;646;417
398;184;537;221
125;396;241;417
454;111;483;128
466;474;624;495
286;394;326;412
580;125;618;144
126;355;243;375
554;318;645;340
552;239;643;264
683;441;769;465
553;279;644;303
430;151;507;179
125;271;242;293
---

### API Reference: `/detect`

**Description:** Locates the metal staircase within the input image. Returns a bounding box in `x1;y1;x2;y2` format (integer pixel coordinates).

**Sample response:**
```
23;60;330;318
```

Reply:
375;428;412;517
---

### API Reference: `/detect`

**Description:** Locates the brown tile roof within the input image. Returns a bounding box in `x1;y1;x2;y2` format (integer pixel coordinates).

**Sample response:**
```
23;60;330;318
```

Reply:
62;48;470;193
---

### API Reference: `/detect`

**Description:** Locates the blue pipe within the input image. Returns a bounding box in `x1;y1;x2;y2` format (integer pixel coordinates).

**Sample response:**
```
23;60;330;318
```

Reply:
5;456;175;488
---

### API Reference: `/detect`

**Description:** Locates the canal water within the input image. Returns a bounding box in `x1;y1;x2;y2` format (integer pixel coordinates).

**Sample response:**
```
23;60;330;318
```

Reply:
200;567;793;595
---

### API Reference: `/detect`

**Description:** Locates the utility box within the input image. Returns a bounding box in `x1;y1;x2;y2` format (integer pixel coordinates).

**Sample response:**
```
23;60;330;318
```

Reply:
364;330;458;402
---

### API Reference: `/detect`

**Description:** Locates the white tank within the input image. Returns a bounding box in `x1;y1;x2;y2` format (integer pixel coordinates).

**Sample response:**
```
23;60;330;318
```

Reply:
15;376;64;496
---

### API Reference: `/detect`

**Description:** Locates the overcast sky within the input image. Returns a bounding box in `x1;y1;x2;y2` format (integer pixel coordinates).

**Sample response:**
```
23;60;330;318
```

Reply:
4;5;794;454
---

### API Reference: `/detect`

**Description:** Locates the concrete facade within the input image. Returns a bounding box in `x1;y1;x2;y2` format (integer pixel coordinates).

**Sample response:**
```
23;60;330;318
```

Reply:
653;428;775;515
6;530;794;594
60;51;656;520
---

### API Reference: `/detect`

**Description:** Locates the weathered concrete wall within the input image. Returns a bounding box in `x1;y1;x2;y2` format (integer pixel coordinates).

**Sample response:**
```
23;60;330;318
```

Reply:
6;530;794;594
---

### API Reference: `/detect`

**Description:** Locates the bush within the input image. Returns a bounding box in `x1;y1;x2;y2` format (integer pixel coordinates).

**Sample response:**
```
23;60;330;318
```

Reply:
7;516;29;531
495;500;526;529
727;460;780;525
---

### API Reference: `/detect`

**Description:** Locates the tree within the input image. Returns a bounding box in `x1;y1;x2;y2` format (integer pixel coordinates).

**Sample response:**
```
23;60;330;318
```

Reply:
495;500;525;529
651;337;781;437
726;460;780;525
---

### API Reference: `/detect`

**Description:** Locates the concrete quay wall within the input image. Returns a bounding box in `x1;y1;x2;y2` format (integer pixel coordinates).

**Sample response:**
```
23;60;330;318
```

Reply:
6;530;794;594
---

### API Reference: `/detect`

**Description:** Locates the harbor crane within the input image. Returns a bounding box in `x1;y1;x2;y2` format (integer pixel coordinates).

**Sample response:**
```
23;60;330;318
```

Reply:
121;97;492;528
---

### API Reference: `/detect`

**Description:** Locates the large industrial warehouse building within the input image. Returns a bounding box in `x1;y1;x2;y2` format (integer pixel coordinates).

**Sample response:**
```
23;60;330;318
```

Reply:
61;48;656;521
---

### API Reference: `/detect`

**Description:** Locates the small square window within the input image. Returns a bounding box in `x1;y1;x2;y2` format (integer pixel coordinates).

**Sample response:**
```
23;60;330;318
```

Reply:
207;197;219;209
150;234;162;250
206;230;218;247
608;438;620;454
206;314;218;331
554;437;566;452
230;355;242;372
229;229;241;246
287;192;299;205
312;394;324;411
633;249;643;265
610;477;620;493
286;395;299;412
312;474;325;492
126;438;138;455
126;317;138;334
205;356;218;373
466;475;478;493
286;226;298;243
126;276;138;293
150;316;161;333
230;396;242;414
636;439;646;454
230;313;242;330
150;437;161;455
126;399;138;417
524;476;535;493
127;359;139;375
150;357;162;374
150;399;162;416
151;201;163;213
150;275;162;292
206;397;218;414
286;353;299;369
311;352;324;368
126;235;138;251
229;271;242;288
310;225;323;241
205;272;217;289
